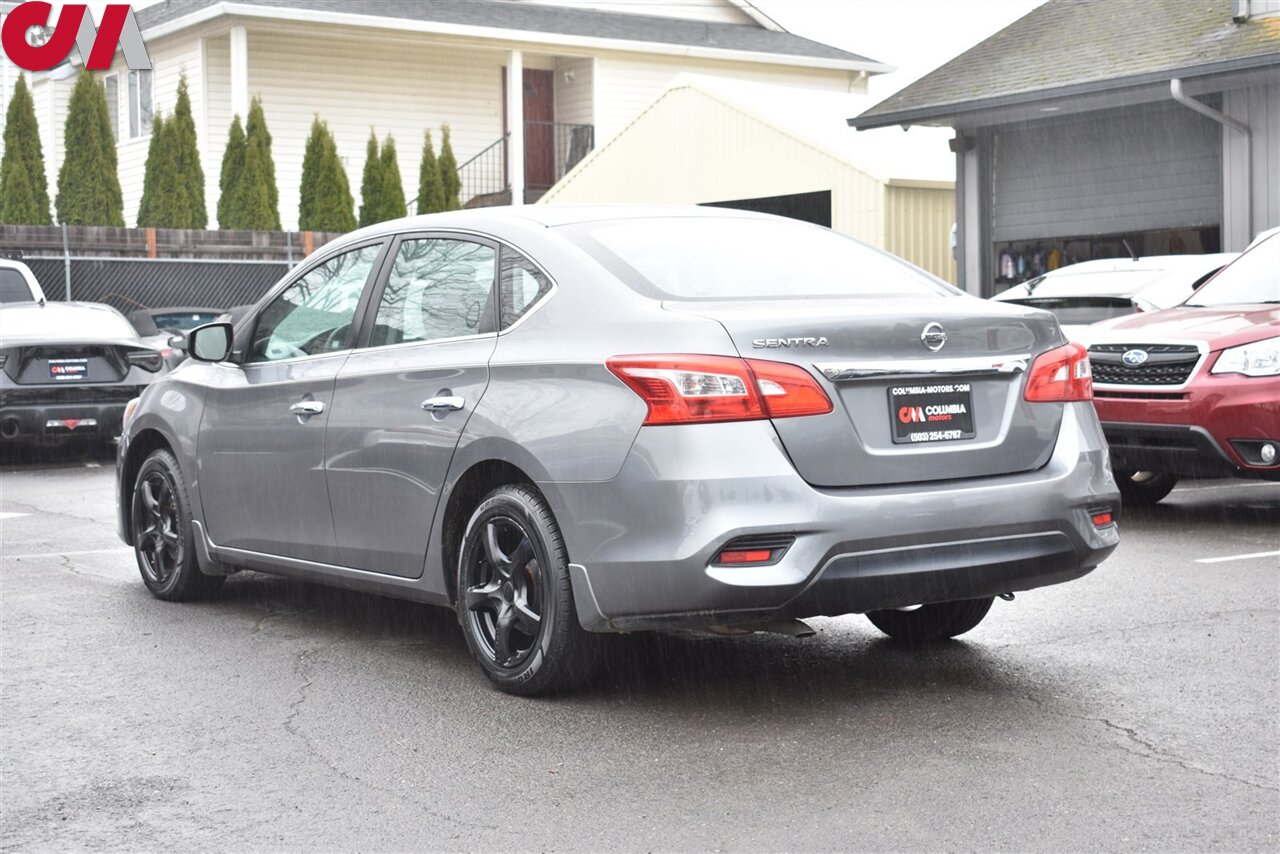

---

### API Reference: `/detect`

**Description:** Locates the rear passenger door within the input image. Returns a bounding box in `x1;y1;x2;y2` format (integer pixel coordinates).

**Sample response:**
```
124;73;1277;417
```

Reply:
325;234;499;577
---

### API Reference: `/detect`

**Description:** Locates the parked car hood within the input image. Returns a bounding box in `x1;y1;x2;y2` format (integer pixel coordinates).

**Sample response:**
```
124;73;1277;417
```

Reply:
1081;305;1280;350
0;301;143;347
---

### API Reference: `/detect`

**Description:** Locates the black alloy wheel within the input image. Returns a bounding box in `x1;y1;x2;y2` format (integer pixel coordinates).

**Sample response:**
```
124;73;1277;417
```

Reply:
456;485;598;695
462;515;546;669
131;449;223;601
135;469;183;586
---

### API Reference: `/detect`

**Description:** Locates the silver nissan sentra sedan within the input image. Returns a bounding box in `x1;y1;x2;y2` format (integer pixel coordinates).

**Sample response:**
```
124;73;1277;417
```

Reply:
116;206;1119;695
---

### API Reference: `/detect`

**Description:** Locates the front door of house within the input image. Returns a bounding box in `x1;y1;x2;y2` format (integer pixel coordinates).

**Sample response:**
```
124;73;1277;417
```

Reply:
503;68;555;194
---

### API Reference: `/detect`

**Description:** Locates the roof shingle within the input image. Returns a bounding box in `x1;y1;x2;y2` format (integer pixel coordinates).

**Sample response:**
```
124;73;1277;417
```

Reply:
851;0;1280;128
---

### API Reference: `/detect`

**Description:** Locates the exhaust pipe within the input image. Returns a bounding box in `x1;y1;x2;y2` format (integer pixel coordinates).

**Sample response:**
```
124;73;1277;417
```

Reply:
0;418;21;441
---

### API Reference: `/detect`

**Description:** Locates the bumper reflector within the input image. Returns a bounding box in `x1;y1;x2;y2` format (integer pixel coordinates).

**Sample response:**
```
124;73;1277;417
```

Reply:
1091;511;1114;527
717;548;775;564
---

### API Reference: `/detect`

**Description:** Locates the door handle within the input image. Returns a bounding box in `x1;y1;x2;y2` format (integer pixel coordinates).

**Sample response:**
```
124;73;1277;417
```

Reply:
289;400;325;416
421;396;465;413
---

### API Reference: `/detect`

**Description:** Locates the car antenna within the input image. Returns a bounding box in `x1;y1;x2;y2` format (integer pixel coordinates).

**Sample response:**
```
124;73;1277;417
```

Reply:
1122;239;1139;262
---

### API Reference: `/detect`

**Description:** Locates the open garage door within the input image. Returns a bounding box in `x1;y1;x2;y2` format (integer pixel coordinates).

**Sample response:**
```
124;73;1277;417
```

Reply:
991;101;1222;244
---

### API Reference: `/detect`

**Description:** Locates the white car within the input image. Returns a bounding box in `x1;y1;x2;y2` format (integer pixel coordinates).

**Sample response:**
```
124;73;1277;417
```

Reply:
991;253;1237;339
0;259;47;304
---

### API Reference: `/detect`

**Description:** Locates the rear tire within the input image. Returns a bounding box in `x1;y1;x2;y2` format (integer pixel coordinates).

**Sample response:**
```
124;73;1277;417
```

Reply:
865;597;994;643
131;449;224;601
1115;470;1178;506
456;484;599;696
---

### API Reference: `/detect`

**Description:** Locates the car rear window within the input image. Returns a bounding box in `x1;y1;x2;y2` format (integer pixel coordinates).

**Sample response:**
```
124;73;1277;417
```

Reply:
151;311;221;330
0;268;32;303
1003;296;1134;326
565;217;954;301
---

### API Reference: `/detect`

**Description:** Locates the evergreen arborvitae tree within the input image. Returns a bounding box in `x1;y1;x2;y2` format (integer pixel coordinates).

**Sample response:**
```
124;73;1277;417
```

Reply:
416;129;444;215
136;112;168;227
438;124;460;210
378;135;407;222
298;117;355;232
168;74;206;228
243;96;279;229
0;75;52;224
216;115;246;228
358;130;382;228
55;72;124;226
298;116;325;229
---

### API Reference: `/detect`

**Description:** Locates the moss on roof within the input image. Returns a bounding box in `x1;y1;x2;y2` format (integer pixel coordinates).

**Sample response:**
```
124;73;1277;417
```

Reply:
855;0;1280;125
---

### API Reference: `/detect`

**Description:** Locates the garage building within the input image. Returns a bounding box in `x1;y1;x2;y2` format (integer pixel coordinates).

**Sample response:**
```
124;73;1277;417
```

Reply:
540;75;957;282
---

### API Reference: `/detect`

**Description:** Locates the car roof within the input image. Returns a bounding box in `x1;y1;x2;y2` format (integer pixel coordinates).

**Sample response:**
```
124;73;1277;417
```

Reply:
331;204;781;245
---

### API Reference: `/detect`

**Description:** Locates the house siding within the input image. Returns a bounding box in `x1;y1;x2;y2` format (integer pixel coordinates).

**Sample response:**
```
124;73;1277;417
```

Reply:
553;56;594;127
885;183;957;283
591;53;860;142
1223;82;1280;249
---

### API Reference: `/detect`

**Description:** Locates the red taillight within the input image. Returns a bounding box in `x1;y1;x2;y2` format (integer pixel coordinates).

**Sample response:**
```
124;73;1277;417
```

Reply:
606;354;833;426
1024;342;1093;402
1091;512;1113;527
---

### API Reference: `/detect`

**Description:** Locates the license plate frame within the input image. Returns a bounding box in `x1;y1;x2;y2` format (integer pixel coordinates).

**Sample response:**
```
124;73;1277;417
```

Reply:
889;382;976;444
48;358;89;381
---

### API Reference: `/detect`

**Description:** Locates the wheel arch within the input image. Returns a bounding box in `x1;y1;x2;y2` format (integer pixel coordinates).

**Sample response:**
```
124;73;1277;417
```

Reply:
119;427;176;546
439;458;538;607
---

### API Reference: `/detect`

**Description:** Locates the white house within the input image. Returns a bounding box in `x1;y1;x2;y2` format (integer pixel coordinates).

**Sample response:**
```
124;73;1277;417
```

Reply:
3;0;890;230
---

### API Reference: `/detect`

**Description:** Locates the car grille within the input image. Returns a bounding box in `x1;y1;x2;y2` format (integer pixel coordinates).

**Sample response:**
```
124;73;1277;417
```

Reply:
1088;344;1200;386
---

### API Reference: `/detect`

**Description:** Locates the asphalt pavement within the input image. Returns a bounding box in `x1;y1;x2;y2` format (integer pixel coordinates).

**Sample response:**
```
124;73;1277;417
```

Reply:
2;442;1277;851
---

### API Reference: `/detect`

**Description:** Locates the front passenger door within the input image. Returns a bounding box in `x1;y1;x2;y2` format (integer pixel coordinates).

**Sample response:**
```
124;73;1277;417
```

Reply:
198;242;385;563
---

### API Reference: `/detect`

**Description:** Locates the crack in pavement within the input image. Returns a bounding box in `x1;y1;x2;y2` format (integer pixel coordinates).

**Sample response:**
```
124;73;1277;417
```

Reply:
1023;693;1279;794
279;645;511;841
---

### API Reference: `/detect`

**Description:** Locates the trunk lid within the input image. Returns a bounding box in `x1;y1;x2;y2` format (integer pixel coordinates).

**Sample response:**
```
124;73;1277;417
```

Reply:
666;297;1067;487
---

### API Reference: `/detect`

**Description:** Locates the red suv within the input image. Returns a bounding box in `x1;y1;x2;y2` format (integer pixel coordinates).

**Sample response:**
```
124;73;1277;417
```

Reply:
1084;230;1280;505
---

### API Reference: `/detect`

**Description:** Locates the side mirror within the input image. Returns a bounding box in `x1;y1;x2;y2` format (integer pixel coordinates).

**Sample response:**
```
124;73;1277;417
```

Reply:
187;322;234;363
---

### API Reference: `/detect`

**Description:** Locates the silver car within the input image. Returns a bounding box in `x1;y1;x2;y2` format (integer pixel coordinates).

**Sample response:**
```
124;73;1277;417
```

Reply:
116;207;1119;695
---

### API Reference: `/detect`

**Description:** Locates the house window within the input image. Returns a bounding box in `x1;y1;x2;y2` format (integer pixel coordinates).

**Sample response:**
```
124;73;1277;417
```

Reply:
103;74;119;139
128;68;152;138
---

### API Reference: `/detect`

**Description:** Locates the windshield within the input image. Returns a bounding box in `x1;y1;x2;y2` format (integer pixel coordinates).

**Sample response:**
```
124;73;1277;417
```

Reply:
151;311;222;331
1003;296;1134;326
1185;234;1280;307
567;217;955;301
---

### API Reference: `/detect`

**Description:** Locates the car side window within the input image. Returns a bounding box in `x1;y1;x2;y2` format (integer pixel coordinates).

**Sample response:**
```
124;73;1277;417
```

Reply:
500;248;553;329
249;244;382;363
0;268;31;302
370;238;497;347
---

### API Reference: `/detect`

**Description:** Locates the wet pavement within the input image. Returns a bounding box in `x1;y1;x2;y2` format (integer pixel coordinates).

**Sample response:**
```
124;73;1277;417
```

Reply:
2;442;1277;850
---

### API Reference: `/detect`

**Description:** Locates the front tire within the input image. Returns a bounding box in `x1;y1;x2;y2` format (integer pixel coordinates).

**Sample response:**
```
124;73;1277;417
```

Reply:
865;597;994;643
456;485;598;695
1115;470;1178;506
131;449;223;601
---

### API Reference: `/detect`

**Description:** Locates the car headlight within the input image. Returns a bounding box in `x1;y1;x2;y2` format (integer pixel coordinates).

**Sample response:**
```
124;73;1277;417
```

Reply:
1211;336;1280;377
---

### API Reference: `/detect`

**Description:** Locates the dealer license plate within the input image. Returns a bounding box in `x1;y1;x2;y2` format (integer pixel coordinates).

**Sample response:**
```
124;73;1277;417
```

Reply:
48;358;89;381
889;382;976;444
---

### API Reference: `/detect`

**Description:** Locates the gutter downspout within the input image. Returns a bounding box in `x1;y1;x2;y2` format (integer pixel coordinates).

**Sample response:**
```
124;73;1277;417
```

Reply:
1171;78;1252;242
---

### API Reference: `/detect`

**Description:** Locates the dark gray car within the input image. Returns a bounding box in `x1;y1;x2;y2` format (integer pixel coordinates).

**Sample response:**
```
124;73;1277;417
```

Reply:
115;206;1119;694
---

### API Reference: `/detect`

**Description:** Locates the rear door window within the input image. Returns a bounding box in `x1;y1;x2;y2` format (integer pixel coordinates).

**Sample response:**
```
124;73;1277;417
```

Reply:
369;238;497;347
0;268;32;302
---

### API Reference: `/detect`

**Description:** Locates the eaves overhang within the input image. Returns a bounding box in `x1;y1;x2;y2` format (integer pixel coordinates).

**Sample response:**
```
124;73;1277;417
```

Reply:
848;52;1280;130
143;1;894;74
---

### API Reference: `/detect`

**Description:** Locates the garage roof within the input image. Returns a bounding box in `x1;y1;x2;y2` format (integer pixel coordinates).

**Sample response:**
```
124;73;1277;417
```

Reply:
850;0;1280;130
137;0;888;70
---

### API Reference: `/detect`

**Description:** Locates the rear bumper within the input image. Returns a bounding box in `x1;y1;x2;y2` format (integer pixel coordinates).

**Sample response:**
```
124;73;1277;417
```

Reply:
0;384;145;440
545;402;1119;632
